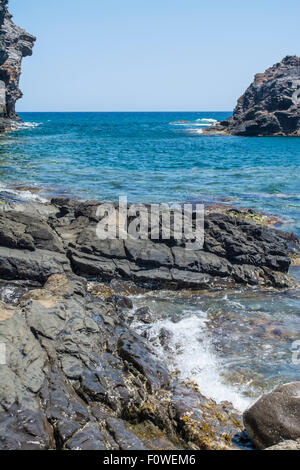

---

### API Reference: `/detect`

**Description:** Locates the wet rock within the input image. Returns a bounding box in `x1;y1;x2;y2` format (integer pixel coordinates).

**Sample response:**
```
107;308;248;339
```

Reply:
159;328;174;349
118;331;169;392
0;274;243;450
105;417;149;450
65;423;107;450
135;306;153;324
0;199;293;289
243;382;300;449
106;295;133;310
170;383;243;450
0;279;38;304
0;406;53;450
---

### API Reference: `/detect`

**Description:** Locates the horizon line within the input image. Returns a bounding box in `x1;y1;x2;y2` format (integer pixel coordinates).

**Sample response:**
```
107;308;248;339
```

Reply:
17;110;233;113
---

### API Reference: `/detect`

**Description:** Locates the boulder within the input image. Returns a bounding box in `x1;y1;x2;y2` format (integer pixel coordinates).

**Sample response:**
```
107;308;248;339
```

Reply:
243;382;300;449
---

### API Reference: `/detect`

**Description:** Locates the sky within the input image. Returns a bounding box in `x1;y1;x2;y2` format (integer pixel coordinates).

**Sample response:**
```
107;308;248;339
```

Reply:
10;0;300;112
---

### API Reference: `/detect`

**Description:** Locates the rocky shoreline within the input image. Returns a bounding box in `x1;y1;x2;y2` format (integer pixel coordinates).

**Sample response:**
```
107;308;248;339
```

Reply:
0;0;299;453
0;197;295;289
0;196;299;450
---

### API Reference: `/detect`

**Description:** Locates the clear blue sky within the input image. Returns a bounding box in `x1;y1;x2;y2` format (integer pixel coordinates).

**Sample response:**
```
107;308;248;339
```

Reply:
10;0;300;112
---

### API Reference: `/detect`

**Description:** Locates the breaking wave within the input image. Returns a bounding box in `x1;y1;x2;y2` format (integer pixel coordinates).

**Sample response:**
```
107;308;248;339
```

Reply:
132;305;251;412
170;117;218;127
0;182;48;203
10;121;42;130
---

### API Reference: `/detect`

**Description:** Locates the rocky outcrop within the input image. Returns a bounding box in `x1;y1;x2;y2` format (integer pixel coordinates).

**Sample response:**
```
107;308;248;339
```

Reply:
0;198;295;289
0;197;297;449
0;0;35;129
243;382;300;449
0;273;245;450
206;56;300;136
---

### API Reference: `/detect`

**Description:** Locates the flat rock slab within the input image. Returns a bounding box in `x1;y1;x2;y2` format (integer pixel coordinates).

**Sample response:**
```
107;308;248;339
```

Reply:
0;199;295;289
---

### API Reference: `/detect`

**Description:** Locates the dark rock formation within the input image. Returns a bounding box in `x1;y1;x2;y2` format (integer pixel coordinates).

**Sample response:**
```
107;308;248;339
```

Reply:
0;0;35;129
0;198;294;288
0;198;297;449
206;56;300;136
243;382;300;449
0;273;245;450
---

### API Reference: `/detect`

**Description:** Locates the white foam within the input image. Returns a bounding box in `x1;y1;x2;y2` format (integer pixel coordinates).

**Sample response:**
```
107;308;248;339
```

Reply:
10;121;41;130
135;313;251;411
0;182;48;202
186;128;203;134
170;118;218;131
196;118;218;123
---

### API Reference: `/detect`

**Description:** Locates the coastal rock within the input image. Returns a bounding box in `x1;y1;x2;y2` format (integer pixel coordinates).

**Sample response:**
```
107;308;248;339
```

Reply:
135;306;154;324
0;0;36;128
0;274;243;450
54;199;292;288
243;382;300;449
206;56;300;136
170;383;245;450
0;199;293;288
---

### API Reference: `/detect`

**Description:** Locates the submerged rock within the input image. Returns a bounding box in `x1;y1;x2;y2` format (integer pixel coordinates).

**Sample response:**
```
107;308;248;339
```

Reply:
243;382;300;449
206;56;300;136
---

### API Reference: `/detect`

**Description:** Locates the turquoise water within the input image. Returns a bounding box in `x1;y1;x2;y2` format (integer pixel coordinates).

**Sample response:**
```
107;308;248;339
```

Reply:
0;111;299;235
0;111;299;410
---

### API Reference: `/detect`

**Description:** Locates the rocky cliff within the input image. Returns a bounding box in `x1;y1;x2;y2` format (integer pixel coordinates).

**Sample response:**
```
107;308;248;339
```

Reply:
206;56;300;136
0;0;35;129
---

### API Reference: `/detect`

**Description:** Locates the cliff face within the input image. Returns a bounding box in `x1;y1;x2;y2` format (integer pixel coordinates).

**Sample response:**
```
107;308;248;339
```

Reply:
207;56;300;136
0;0;35;128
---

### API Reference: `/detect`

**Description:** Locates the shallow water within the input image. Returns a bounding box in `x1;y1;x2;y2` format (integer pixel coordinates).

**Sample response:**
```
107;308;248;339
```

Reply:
131;267;300;411
0;111;299;408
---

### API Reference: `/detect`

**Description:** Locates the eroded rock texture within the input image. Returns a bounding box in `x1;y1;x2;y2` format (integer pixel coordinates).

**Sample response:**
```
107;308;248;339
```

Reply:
0;0;35;128
0;198;296;449
0;274;245;450
0;198;294;289
206;56;300;136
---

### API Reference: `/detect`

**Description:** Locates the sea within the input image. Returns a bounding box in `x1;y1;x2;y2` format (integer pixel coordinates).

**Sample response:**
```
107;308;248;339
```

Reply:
1;111;299;410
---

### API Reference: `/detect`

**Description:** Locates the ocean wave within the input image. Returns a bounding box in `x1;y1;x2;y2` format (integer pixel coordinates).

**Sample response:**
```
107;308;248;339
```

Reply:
0;182;48;203
170;117;218;129
196;118;218;124
10;121;41;130
132;308;251;411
